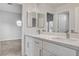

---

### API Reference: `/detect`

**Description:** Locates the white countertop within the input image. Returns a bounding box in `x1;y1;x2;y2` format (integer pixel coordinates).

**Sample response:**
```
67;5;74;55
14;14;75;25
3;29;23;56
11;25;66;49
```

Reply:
25;34;79;50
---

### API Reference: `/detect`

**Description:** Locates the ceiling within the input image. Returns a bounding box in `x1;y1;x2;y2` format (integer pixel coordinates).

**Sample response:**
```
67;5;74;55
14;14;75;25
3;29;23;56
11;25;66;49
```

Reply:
20;3;66;8
8;3;79;8
37;3;66;8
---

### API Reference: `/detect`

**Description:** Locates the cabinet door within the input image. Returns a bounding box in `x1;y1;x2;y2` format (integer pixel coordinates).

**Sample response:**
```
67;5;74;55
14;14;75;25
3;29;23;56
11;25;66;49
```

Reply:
33;38;43;56
0;41;2;56
34;38;42;48
43;41;76;56
25;36;34;56
33;46;42;56
25;36;30;56
25;36;43;56
43;50;52;56
29;37;34;56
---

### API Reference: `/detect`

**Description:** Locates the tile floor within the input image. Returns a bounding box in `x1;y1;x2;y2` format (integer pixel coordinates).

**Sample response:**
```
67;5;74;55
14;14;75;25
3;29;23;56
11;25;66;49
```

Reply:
0;39;21;56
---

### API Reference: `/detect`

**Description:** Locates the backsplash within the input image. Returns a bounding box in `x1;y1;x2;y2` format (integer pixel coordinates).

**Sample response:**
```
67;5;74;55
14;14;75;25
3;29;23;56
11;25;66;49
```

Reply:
41;32;66;38
70;33;79;39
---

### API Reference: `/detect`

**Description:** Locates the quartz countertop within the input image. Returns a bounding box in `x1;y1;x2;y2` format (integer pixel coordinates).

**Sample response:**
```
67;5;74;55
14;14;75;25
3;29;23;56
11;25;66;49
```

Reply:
25;34;79;50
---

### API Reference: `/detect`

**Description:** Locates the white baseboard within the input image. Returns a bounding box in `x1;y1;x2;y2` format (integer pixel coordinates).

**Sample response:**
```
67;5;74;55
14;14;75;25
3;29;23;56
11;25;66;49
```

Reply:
0;38;21;41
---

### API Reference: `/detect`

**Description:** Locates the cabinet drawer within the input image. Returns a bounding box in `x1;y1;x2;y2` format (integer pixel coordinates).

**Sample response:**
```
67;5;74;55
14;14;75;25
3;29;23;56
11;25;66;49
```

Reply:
43;49;56;56
43;41;76;56
34;38;42;48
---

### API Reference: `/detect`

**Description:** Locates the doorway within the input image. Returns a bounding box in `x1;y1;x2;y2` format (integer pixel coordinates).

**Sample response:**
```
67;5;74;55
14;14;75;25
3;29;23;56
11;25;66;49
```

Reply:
0;3;22;56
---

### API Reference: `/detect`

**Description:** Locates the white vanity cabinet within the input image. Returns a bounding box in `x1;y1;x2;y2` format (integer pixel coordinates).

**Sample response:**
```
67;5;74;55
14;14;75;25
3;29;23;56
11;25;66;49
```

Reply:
25;36;43;56
43;41;76;56
25;36;34;56
33;38;43;56
33;45;42;56
25;35;77;56
43;49;56;56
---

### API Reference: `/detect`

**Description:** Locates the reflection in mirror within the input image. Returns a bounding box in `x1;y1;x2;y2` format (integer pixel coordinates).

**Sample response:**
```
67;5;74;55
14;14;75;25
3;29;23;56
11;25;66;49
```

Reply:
58;12;69;33
38;13;45;28
46;12;69;33
27;12;36;27
32;18;36;27
47;12;54;32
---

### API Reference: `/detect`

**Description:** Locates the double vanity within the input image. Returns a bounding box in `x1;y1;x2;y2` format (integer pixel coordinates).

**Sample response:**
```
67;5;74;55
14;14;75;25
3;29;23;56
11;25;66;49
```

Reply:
24;34;79;56
22;4;79;56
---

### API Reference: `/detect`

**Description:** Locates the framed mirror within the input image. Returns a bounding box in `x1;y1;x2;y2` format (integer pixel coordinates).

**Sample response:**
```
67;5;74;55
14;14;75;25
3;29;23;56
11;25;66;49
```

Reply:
47;12;54;32
46;12;69;33
27;12;36;28
37;13;45;28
